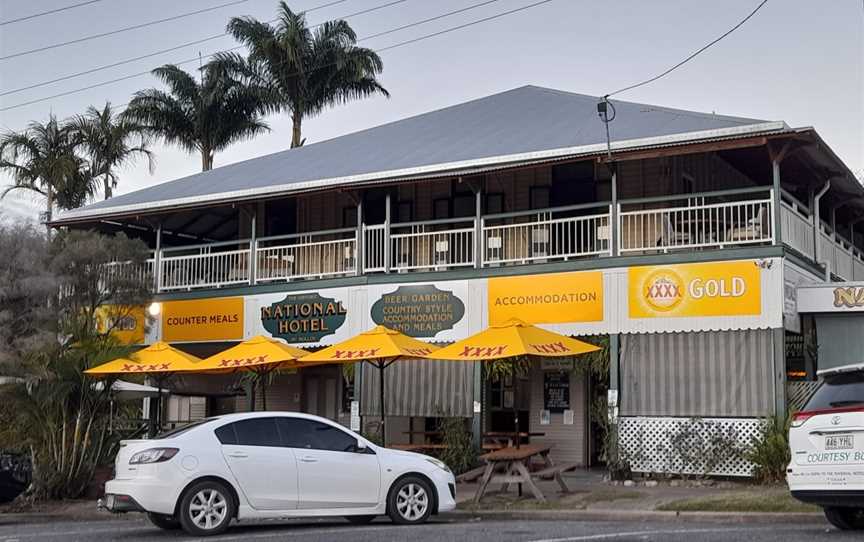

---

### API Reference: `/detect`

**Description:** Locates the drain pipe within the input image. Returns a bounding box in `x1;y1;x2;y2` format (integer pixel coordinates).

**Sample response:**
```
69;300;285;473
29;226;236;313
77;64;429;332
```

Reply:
813;180;831;280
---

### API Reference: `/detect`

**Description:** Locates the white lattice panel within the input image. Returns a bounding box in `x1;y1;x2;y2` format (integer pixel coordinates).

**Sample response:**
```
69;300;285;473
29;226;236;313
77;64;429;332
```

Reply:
618;417;765;477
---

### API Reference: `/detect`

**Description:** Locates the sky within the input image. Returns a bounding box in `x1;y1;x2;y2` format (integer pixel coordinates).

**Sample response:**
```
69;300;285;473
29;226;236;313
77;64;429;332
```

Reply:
0;0;862;223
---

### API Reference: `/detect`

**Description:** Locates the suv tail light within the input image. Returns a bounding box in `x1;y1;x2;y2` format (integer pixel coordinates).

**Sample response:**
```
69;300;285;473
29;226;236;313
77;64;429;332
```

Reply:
791;406;864;428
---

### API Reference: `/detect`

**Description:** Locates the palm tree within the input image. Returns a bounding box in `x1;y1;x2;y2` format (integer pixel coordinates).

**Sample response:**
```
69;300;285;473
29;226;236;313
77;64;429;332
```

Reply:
124;63;268;171
220;1;388;148
72;102;154;199
0;116;95;234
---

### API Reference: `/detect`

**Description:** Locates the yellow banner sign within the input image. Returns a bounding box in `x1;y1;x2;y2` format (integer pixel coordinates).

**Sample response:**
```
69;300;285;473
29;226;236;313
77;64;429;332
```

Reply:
95;305;146;345
488;271;604;325
629;261;761;318
162;297;244;342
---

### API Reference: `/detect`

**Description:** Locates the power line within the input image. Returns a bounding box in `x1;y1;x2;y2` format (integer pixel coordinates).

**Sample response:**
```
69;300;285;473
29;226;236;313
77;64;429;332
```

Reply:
606;0;769;98
2;0;544;113
0;0;252;62
1;0;392;97
0;0;106;26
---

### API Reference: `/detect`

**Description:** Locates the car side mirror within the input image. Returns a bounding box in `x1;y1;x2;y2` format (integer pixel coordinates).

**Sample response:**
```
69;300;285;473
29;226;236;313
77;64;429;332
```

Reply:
355;439;368;453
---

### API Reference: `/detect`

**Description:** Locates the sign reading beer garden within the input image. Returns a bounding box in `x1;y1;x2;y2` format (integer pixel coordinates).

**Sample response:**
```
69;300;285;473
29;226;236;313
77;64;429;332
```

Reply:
371;284;465;338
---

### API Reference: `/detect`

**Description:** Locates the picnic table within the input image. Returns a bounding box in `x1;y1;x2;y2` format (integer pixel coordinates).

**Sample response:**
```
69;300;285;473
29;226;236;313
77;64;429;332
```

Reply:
482;431;546;448
473;444;573;503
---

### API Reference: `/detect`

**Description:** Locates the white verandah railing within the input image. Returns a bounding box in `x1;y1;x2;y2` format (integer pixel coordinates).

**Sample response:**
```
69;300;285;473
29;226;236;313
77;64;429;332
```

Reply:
391;217;476;271
159;241;251;291
256;228;357;283
481;203;612;266
123;186;864;292
618;188;775;254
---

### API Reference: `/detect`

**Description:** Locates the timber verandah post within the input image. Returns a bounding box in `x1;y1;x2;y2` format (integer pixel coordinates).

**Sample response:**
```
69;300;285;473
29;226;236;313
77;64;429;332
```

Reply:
769;142;792;416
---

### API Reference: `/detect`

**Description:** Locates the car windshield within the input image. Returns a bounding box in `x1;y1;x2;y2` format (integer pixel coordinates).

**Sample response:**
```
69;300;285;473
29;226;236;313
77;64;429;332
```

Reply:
803;371;864;411
154;418;216;440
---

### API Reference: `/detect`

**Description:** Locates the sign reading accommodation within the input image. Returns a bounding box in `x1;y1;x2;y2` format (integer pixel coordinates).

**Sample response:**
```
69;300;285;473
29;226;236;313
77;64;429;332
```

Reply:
371;284;465;338
488;271;604;325
261;292;347;343
543;372;570;413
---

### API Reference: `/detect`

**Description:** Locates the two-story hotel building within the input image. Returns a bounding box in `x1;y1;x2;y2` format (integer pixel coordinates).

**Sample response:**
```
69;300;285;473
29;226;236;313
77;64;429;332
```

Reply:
53;86;864;476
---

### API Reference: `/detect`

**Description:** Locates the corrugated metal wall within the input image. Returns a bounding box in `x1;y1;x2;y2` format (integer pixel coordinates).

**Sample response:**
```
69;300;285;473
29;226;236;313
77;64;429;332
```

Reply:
360;359;474;417
620;329;774;417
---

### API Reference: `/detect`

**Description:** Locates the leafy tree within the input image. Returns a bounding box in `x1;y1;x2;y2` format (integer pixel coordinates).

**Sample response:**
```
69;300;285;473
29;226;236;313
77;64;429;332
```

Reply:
219;1;388;148
72;102;154;199
124;63;268;171
0;116;95;233
0;227;153;501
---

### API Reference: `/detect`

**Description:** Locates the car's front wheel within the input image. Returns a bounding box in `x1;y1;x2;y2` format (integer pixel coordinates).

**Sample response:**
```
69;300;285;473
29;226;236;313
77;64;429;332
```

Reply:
387;476;433;525
147;512;180;530
178;480;235;536
824;506;864;530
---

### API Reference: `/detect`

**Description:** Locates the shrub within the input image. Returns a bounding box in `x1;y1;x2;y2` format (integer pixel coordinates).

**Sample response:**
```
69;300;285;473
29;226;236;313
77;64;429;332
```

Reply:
747;414;791;483
436;417;477;475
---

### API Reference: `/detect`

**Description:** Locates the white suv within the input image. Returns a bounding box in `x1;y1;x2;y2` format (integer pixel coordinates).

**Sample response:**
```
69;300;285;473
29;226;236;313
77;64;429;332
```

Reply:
102;412;456;536
788;362;864;530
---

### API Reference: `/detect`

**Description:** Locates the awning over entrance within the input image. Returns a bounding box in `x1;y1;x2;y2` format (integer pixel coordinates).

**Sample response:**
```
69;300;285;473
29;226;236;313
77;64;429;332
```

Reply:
360;359;474;418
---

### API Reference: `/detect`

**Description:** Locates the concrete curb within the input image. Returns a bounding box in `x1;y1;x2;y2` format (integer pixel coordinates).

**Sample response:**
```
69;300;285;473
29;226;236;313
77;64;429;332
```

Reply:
443;508;825;524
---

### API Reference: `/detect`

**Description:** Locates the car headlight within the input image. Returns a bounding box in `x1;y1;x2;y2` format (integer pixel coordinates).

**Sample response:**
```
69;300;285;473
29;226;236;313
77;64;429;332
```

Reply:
129;447;179;465
425;457;452;474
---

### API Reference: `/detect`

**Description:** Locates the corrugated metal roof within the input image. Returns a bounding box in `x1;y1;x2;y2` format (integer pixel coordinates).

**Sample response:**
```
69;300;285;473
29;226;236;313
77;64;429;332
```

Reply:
56;85;774;222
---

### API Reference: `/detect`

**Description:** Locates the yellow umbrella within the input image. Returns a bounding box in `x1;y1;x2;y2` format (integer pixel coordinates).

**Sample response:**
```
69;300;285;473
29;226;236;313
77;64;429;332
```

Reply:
85;342;202;435
196;335;313;410
426;318;600;361
427;319;600;447
302;325;439;444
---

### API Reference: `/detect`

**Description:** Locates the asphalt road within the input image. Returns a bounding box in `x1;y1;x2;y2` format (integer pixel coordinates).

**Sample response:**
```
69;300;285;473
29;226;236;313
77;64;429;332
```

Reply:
0;516;857;542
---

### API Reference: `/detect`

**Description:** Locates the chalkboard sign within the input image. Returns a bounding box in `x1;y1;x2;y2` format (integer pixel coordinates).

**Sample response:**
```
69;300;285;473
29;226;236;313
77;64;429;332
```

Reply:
543;371;570;413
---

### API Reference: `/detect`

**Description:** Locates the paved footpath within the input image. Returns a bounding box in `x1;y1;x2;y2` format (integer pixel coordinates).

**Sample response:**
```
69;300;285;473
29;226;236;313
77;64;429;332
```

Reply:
0;515;855;542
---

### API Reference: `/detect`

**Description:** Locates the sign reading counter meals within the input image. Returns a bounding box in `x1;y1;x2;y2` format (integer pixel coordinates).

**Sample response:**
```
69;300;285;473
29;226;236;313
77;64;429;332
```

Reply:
162;297;244;342
488;271;603;325
629;260;761;318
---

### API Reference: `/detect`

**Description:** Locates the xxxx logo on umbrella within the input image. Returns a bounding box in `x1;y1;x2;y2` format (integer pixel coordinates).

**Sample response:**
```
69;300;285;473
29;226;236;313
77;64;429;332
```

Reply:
457;345;507;358
218;356;269;367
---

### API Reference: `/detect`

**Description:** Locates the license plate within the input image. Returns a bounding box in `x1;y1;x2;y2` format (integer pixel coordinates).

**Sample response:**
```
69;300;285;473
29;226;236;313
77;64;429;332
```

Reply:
825;435;854;450
105;494;115;510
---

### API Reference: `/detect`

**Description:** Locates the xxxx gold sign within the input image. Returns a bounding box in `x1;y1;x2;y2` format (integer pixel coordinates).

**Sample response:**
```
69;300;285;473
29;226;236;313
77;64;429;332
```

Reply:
162;297;244;342
629;260;761;318
95;305;146;344
330;347;434;359
488;271;603;325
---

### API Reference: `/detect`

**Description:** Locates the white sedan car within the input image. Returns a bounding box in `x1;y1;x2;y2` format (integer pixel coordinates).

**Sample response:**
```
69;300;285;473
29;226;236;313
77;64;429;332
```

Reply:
788;362;864;530
103;412;456;536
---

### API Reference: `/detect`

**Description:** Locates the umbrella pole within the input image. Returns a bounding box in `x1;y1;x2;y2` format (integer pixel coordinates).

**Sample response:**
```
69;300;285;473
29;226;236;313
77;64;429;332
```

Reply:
513;374;520;450
261;377;267;411
378;360;386;447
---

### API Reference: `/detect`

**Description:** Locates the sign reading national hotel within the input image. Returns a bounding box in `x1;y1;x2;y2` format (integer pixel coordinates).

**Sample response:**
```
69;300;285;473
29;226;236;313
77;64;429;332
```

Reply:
261;292;347;343
371;284;465;338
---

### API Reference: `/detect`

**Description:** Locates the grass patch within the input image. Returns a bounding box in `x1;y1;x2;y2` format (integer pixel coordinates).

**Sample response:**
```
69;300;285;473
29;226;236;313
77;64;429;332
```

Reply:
656;491;819;514
586;489;642;504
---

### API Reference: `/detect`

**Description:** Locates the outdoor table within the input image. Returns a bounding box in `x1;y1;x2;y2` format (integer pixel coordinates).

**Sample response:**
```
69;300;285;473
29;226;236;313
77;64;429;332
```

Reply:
473;444;568;503
482;431;546;448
